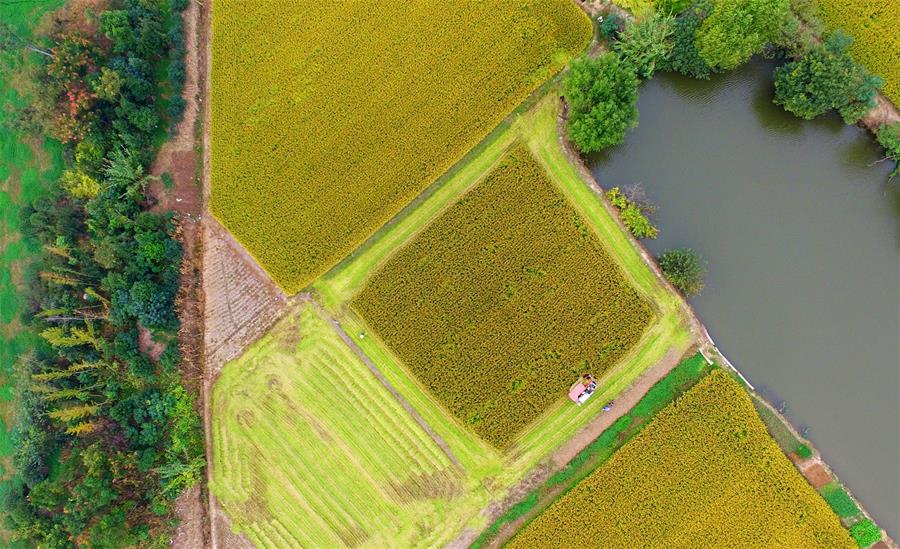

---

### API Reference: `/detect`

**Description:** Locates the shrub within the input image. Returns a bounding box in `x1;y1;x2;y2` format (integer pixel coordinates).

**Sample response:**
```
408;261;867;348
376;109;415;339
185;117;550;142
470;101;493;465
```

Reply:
655;0;693;14
598;13;624;40
658;248;705;296
663;2;714;79
563;53;639;153
606;186;658;238
820;483;860;519
849;519;881;548
795;442;813;459
614;12;675;79
876;123;900;181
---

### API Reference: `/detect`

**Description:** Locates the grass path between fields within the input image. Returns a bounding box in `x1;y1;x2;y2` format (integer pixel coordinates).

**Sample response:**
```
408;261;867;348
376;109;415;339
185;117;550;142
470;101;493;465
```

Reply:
312;92;694;538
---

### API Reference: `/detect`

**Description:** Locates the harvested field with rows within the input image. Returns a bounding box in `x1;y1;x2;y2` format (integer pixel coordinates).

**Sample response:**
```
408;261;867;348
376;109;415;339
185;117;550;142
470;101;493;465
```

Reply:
352;145;654;448
818;0;900;103
210;0;592;293
210;303;481;548
508;370;854;548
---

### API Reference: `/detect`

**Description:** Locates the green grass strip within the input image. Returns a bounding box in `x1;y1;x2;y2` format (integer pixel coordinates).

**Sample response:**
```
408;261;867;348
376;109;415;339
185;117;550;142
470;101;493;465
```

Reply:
821;482;861;519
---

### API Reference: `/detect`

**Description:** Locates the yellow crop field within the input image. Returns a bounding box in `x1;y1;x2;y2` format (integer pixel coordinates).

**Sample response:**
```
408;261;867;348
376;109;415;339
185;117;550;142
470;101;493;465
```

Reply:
509;370;854;548
210;0;592;293
351;145;653;449
818;0;900;103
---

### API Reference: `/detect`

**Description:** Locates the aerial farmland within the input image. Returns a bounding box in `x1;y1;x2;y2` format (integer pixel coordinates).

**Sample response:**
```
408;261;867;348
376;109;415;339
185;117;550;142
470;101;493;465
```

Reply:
0;0;897;547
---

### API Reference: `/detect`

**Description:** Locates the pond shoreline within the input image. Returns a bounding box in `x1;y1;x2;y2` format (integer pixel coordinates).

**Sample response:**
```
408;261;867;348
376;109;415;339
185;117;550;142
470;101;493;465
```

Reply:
559;93;896;546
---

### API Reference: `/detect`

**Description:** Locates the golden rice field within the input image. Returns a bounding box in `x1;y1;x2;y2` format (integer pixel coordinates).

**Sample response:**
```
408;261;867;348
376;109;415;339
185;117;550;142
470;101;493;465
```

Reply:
210;0;592;293
351;145;653;449
818;0;900;103
509;370;854;548
210;303;482;548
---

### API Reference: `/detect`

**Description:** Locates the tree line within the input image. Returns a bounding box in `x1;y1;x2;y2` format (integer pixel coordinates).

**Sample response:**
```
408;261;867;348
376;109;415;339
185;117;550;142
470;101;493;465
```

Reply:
562;0;900;297
564;0;895;164
1;0;202;546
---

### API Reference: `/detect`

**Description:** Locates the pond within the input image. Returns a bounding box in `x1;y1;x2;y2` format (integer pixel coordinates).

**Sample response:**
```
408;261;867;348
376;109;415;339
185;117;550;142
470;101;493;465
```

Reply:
589;58;899;535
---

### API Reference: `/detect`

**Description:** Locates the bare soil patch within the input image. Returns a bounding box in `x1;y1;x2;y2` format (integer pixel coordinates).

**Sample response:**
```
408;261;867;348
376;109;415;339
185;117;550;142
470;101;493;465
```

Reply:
170;486;205;549
211;495;255;549
803;462;833;490
860;93;900;132
136;322;165;361
202;219;288;376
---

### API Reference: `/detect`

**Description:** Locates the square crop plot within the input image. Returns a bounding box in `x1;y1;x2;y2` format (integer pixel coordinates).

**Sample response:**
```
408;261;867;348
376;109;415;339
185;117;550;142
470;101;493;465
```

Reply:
352;145;653;448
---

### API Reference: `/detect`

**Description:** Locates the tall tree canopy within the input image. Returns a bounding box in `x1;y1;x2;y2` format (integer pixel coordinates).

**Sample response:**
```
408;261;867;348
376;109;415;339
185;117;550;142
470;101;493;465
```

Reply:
614;12;675;80
563;54;639;153
695;0;790;70
662;1;714;79
773;31;883;124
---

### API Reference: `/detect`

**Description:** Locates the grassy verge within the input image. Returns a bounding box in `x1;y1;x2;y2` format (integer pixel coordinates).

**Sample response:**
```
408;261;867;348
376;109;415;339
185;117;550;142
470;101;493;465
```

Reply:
751;395;803;453
471;353;712;548
0;1;64;545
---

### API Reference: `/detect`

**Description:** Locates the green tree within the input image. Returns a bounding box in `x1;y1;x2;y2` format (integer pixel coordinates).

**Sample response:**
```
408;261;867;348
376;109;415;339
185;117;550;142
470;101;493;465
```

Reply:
614;12;675;80
656;0;694;14
563;54;639;153
658;248;705;296
875;123;900;181
606;187;658;238
598;13;624;40
98;10;133;52
92;67;124;101
774;32;882;124
696;0;790;70
60;169;101;199
663;2;714;79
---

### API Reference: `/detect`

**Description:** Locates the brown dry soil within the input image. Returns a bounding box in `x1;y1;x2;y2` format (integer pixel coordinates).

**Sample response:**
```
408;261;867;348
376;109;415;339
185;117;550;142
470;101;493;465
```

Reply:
803;463;833;490
861;93;900;132
148;0;205;547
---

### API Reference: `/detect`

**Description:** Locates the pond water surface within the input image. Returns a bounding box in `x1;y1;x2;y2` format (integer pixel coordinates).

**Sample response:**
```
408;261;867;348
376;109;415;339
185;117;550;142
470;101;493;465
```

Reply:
589;59;899;535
